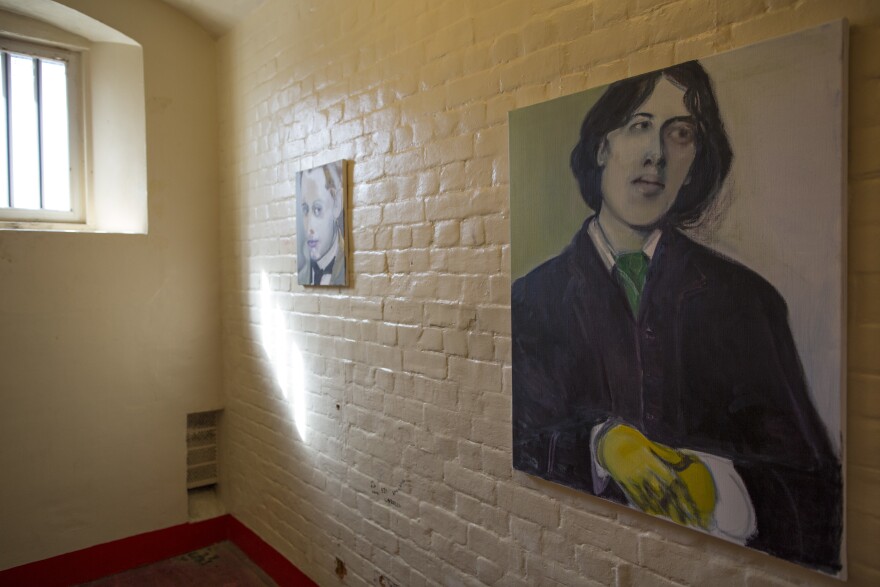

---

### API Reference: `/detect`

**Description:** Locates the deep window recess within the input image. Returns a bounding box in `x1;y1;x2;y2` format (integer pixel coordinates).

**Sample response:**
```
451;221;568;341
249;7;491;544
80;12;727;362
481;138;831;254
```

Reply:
0;37;82;223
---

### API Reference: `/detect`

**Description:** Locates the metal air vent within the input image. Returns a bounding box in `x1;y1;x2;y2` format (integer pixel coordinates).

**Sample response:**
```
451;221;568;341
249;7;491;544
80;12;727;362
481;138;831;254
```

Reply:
186;410;220;489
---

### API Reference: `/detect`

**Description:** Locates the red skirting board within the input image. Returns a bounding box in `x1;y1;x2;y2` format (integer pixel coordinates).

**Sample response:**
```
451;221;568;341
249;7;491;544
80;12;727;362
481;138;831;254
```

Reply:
0;515;317;587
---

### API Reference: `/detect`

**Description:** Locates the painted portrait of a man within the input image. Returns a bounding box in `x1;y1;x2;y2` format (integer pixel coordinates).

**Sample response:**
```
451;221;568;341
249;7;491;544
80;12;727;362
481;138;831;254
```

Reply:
510;23;845;575
296;160;348;287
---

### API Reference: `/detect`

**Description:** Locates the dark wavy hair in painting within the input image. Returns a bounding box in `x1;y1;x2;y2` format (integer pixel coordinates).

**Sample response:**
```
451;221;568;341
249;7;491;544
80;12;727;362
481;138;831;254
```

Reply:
569;61;733;227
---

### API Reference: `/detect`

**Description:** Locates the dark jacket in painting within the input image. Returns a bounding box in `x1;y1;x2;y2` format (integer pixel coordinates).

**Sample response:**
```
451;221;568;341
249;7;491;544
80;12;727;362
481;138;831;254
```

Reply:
511;217;842;572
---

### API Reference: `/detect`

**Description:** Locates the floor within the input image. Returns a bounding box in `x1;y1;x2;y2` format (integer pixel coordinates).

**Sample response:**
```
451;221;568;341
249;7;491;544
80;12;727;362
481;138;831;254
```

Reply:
77;542;277;587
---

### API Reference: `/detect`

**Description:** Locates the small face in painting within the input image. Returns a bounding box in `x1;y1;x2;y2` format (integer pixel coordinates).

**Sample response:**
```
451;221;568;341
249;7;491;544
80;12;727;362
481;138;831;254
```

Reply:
597;77;697;231
300;167;341;262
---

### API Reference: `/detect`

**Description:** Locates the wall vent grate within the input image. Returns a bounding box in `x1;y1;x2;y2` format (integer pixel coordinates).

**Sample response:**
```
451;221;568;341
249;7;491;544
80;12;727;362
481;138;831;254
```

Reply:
186;410;220;489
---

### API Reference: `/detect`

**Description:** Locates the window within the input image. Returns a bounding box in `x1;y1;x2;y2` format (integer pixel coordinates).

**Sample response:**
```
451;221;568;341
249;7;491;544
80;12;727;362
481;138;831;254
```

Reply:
0;2;148;234
0;36;82;223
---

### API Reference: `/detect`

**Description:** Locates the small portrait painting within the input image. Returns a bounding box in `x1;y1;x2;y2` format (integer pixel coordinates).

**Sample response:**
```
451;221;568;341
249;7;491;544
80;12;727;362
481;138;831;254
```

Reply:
296;160;348;287
509;22;845;575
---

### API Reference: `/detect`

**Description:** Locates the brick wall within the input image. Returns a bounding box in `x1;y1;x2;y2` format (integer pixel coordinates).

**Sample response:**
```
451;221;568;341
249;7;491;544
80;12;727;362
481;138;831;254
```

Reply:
218;1;880;585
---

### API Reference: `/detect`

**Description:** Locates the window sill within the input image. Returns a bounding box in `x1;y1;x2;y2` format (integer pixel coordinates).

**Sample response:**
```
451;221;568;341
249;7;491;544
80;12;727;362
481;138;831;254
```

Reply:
0;220;145;234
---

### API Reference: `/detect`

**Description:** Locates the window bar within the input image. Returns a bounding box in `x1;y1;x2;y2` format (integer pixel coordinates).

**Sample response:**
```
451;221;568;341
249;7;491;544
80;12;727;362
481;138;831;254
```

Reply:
3;51;11;208
34;56;44;210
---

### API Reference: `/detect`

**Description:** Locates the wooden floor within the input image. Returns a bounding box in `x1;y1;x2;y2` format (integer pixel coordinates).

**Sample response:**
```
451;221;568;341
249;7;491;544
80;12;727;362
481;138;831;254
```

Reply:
76;542;277;587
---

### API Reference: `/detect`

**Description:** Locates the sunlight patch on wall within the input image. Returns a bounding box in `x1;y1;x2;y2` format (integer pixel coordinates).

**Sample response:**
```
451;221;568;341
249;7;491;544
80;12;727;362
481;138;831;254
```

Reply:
258;271;307;441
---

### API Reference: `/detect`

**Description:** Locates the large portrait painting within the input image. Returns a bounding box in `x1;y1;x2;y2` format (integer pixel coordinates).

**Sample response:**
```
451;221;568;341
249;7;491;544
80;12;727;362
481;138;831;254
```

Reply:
510;21;846;575
296;160;349;286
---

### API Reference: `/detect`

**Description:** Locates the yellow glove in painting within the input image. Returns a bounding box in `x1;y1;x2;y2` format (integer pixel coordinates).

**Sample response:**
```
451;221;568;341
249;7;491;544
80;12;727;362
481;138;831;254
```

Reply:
597;423;716;529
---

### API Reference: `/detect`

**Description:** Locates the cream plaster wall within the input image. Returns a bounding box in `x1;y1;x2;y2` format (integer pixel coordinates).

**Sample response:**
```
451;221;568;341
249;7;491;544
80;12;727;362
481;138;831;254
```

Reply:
219;0;880;585
0;0;221;570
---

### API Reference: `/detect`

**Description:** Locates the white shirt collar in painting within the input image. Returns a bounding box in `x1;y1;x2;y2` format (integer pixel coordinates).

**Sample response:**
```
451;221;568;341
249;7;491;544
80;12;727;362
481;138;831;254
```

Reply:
317;232;338;271
313;232;339;285
587;216;662;273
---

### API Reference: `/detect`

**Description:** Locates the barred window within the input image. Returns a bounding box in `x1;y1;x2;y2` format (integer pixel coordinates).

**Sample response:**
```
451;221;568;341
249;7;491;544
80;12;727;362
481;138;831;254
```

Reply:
1;37;83;223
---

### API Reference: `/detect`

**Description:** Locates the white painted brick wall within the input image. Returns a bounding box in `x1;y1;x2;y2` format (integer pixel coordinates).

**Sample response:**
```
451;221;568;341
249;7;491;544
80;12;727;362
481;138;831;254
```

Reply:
219;1;880;585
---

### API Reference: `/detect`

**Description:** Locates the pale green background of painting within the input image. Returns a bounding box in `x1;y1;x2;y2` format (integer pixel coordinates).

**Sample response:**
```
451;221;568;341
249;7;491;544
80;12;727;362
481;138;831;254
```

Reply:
509;86;604;281
508;21;845;448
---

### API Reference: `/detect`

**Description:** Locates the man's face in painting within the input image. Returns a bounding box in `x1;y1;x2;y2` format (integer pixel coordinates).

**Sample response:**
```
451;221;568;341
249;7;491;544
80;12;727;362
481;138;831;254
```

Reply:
597;77;697;232
300;167;340;261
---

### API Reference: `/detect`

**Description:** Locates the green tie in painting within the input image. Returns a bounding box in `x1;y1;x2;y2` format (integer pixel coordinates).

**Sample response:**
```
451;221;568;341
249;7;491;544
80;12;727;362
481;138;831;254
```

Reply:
615;251;650;315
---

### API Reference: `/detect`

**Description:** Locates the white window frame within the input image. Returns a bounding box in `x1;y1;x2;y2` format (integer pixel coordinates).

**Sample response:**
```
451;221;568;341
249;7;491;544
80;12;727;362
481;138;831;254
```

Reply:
0;35;85;224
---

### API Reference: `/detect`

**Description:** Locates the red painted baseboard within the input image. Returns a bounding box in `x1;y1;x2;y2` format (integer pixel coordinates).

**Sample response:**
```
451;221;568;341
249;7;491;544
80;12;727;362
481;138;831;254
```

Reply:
0;515;317;587
0;515;230;587
228;517;317;587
